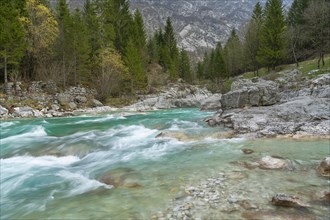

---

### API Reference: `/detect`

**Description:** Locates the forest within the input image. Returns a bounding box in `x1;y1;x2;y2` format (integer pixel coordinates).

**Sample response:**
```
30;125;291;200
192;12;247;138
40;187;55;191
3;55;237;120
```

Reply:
0;0;329;100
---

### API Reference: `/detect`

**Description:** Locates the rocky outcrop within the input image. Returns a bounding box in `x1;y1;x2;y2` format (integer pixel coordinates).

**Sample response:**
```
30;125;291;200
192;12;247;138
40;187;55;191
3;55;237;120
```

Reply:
222;78;280;109
205;71;330;137
317;157;330;177
1;81;104;119
200;94;222;111
126;83;211;111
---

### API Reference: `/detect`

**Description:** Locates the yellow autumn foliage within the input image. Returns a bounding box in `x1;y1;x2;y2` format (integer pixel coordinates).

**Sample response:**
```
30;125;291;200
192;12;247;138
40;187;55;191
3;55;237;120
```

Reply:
24;0;58;57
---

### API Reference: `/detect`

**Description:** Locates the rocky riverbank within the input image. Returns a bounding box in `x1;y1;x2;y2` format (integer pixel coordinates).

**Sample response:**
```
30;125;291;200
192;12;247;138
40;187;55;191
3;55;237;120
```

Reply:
125;82;212;111
152;156;330;220
0;81;112;119
203;70;330;138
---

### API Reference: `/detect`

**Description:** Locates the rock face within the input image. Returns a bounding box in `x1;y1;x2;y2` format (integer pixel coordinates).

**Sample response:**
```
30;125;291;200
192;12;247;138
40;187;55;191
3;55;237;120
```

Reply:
206;72;330;137
126;83;211;111
271;194;308;208
222;78;280;109
317;157;330;177
258;156;289;170
200;94;222;111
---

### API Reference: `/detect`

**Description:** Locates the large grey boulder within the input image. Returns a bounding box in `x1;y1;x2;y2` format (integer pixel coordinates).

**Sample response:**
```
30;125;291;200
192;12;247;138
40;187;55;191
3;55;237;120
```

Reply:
57;93;72;106
0;105;8;116
12;107;35;118
200;94;222;111
91;99;103;107
221;78;279;109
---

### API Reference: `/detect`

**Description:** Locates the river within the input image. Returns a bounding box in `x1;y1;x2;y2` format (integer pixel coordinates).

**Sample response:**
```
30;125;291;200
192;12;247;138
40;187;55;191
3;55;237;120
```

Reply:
0;109;329;219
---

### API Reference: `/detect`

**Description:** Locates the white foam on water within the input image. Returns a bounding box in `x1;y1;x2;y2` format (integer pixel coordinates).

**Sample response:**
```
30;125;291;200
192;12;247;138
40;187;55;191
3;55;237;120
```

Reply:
168;119;202;131
0;121;18;128
111;125;158;149
121;139;185;161
1;155;80;197
57;171;112;196
1;125;47;144
73;114;126;125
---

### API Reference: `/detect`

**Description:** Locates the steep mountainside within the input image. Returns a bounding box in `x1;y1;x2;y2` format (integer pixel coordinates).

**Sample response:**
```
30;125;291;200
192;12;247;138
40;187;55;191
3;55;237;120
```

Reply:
50;0;292;54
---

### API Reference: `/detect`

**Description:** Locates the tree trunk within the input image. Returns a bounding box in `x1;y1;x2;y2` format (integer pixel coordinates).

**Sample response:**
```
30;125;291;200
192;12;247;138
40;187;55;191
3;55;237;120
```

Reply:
74;52;77;86
62;52;66;88
292;44;299;67
4;56;8;84
317;53;321;69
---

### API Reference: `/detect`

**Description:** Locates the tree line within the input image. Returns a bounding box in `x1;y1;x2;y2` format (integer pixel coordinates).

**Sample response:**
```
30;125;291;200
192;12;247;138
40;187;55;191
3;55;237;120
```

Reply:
197;0;330;81
0;0;192;100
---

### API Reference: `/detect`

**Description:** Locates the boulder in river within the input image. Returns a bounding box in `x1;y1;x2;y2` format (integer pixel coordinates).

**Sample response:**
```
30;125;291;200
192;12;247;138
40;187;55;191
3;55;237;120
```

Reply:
242;149;254;155
258;156;289;170
271;193;309;208
99;168;141;188
317;157;330;177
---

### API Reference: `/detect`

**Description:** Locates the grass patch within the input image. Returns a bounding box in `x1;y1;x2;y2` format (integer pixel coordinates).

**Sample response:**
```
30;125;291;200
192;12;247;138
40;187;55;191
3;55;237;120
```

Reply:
105;96;138;107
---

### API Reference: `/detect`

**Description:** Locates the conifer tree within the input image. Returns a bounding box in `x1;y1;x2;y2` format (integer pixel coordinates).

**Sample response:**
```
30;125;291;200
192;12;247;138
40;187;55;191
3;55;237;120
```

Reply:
133;9;148;66
213;43;227;82
70;9;90;85
124;38;147;92
257;0;286;70
243;2;263;74
179;48;192;82
56;0;72;87
286;0;310;66
164;17;179;80
224;29;243;76
0;2;26;84
113;0;133;54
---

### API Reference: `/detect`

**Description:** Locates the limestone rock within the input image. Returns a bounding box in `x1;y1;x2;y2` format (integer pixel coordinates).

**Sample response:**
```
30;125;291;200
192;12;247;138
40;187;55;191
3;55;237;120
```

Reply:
75;95;87;103
317;157;330;177
68;102;77;110
57;93;71;106
0;105;8;116
91;99;103;107
271;193;309;208
12;107;35;118
99;168;141;188
200;94;222;111
258;156;289;170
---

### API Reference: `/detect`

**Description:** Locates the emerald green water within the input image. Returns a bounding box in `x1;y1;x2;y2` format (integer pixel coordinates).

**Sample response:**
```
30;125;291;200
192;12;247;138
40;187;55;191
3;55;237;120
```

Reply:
0;109;329;219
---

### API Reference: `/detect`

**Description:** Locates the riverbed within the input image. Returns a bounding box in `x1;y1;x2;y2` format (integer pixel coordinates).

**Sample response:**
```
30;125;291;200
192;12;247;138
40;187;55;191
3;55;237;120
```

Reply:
1;109;329;219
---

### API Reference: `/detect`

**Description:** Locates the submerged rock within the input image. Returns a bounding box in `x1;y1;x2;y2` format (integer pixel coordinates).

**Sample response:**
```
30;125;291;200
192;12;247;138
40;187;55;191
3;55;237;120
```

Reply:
258;156;289;170
271;193;309;208
242;149;254;155
317;157;330;177
99;168;141;188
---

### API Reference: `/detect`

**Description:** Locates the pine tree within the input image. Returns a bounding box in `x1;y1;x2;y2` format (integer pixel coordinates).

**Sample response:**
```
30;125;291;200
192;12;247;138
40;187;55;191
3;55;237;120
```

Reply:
287;0;310;66
213;43;227;82
164;17;179;80
178;48;192;82
98;0;115;48
84;0;102;57
132;9;148;66
243;2;263;74
56;0;72;87
70;9;90;85
0;2;26;84
257;0;286;70
224;29;243;76
124;38;147;92
112;0;133;54
196;61;204;80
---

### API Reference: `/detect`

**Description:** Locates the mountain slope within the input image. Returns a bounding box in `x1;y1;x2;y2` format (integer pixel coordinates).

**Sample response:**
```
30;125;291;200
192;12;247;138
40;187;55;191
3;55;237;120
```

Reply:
50;0;293;55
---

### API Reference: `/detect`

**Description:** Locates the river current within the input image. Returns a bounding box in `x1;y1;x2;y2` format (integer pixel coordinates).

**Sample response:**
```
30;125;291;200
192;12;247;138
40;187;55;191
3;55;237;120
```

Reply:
0;109;329;219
